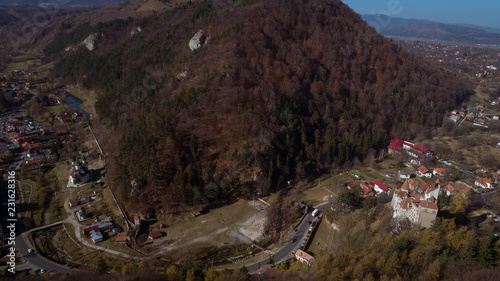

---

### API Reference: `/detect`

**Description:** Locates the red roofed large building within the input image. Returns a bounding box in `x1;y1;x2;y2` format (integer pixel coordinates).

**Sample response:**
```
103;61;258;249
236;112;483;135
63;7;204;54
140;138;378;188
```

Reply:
414;144;434;155
388;139;405;154
373;181;389;193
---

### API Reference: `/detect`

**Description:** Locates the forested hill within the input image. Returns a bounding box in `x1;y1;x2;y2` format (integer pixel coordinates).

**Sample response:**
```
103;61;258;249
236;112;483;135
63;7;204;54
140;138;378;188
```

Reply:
51;0;472;212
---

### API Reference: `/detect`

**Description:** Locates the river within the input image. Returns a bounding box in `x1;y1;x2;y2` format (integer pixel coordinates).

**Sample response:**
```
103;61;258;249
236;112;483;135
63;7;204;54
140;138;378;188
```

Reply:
65;96;90;120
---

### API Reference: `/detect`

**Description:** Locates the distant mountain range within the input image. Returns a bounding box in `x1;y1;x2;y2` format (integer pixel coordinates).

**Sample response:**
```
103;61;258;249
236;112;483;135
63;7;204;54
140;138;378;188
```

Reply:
362;14;500;45
0;0;125;6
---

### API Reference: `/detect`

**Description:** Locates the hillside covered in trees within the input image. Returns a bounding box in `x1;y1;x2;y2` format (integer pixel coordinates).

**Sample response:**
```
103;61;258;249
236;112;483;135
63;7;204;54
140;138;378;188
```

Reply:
49;0;472;212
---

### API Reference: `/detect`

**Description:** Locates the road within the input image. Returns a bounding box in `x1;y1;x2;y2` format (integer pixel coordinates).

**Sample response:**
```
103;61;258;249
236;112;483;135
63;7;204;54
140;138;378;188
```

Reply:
437;158;479;180
244;202;330;273
0;174;74;274
12;227;74;274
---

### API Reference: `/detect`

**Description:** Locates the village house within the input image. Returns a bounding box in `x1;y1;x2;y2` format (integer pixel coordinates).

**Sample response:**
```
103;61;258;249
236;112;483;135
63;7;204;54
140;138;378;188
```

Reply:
82;221;114;244
21;159;42;171
360;183;374;197
476;169;489;176
407;149;422;158
406;159;421;167
455;181;473;195
69;156;90;185
388;139;404;154
373;181;389;193
68;197;90;207
55;113;70;123
414;144;434;156
398;170;411;181
295;249;315;266
191;208;203;217
115;232;127;243
391;179;439;228
90;230;103;243
449;114;460;122
433;168;447;177
417;166;432;178
491;170;500;182
83;221;114;233
148;231;162;239
475;178;494;189
445;184;456;196
76;207;88;222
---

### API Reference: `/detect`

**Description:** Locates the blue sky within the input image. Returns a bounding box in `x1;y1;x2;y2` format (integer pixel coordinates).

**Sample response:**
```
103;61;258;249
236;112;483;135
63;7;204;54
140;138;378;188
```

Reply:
342;0;500;29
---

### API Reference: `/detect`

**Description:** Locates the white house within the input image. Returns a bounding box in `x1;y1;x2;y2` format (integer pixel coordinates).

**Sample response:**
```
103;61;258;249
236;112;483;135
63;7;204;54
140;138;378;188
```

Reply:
475;178;494;189
417;166;432;178
374;181;389;193
295;249;315;266
398;170;411;181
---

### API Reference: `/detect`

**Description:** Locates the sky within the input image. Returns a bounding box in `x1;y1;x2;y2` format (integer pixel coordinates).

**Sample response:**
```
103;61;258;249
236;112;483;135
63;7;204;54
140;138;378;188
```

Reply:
342;0;500;29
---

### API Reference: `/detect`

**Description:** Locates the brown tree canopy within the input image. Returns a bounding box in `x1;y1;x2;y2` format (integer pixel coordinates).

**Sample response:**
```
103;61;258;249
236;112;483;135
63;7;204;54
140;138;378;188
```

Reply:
51;0;472;211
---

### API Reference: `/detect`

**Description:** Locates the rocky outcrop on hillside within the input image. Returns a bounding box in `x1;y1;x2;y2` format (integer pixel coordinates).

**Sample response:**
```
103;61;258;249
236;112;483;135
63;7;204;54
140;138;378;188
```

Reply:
189;30;206;51
82;33;98;51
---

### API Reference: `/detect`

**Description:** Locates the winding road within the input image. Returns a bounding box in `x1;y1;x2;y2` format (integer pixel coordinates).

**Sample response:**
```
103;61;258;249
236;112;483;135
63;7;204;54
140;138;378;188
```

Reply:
243;202;330;273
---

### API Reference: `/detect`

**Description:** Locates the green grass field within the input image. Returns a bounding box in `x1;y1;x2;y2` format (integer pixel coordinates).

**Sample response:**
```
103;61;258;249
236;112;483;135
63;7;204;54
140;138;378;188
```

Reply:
307;220;337;256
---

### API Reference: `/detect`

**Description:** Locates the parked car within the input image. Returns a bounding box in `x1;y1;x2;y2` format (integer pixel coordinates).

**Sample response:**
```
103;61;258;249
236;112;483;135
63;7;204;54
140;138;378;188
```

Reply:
27;249;34;254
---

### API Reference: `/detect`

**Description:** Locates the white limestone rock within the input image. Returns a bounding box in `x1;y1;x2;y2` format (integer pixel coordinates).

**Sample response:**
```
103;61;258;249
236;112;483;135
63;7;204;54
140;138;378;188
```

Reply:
189;30;206;51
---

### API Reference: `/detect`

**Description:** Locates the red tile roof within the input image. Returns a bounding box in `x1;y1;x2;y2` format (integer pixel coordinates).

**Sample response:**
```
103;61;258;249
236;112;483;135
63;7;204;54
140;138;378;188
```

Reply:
399;198;413;210
401;179;410;191
374;181;389;192
417;166;429;174
475;178;493;187
115;233;127;242
433;168;446;175
419;182;430;191
419;200;438;210
388;139;404;149
148;231;162;239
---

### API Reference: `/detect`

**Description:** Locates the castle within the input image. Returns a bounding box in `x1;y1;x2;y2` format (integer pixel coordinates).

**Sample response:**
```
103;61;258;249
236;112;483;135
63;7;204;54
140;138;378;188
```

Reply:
391;179;439;228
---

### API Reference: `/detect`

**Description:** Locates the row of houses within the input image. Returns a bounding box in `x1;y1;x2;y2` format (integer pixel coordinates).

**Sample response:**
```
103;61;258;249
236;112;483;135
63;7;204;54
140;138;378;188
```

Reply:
415;166;447;178
448;102;500;126
348;181;390;197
